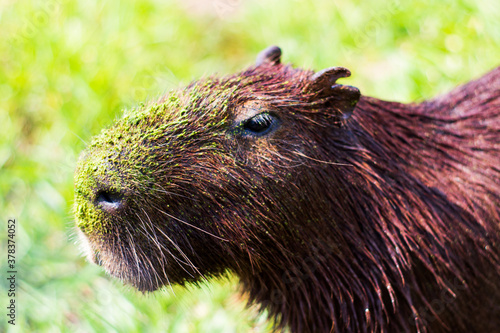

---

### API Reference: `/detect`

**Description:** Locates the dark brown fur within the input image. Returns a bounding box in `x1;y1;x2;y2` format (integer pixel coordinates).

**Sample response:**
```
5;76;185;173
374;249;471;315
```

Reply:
74;46;500;332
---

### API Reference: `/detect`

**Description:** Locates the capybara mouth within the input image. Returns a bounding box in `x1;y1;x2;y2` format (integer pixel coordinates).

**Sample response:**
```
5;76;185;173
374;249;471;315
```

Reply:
77;227;176;292
74;45;500;332
75;179;231;291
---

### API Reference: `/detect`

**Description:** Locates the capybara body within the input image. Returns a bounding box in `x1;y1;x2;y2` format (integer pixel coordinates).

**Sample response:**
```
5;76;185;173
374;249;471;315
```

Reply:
74;46;500;332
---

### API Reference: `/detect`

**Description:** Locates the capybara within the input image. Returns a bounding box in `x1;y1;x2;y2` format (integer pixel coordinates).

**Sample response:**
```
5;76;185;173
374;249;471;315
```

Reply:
74;46;500;332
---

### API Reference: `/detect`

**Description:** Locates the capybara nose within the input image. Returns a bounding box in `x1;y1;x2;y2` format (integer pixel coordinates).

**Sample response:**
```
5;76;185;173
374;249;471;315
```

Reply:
95;190;124;213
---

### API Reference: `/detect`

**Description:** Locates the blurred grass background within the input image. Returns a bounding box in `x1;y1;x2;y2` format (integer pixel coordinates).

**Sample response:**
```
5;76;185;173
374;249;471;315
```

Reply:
0;0;499;331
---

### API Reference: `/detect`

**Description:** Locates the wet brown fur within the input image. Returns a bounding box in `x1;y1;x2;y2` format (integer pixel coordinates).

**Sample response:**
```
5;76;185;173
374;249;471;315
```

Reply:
75;47;500;332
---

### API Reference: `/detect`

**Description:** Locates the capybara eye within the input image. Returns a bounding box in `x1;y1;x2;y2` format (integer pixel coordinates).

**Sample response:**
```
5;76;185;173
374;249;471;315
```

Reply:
241;113;278;136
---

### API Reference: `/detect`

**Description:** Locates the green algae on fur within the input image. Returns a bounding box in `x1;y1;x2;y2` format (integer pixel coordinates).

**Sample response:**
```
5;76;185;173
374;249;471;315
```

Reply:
74;83;236;235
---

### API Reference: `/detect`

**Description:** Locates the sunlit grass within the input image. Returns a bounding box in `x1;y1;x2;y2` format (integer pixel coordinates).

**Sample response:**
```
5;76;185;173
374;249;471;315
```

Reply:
1;0;499;331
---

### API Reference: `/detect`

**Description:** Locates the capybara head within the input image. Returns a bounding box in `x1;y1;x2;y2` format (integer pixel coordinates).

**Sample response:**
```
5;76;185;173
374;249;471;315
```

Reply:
75;46;500;332
74;46;360;289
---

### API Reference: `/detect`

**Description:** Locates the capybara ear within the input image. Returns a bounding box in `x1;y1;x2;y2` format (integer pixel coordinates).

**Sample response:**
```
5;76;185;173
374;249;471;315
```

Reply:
304;67;361;120
256;45;282;66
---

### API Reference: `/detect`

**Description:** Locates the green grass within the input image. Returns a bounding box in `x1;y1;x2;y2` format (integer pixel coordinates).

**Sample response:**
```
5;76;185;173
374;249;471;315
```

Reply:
1;0;499;331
